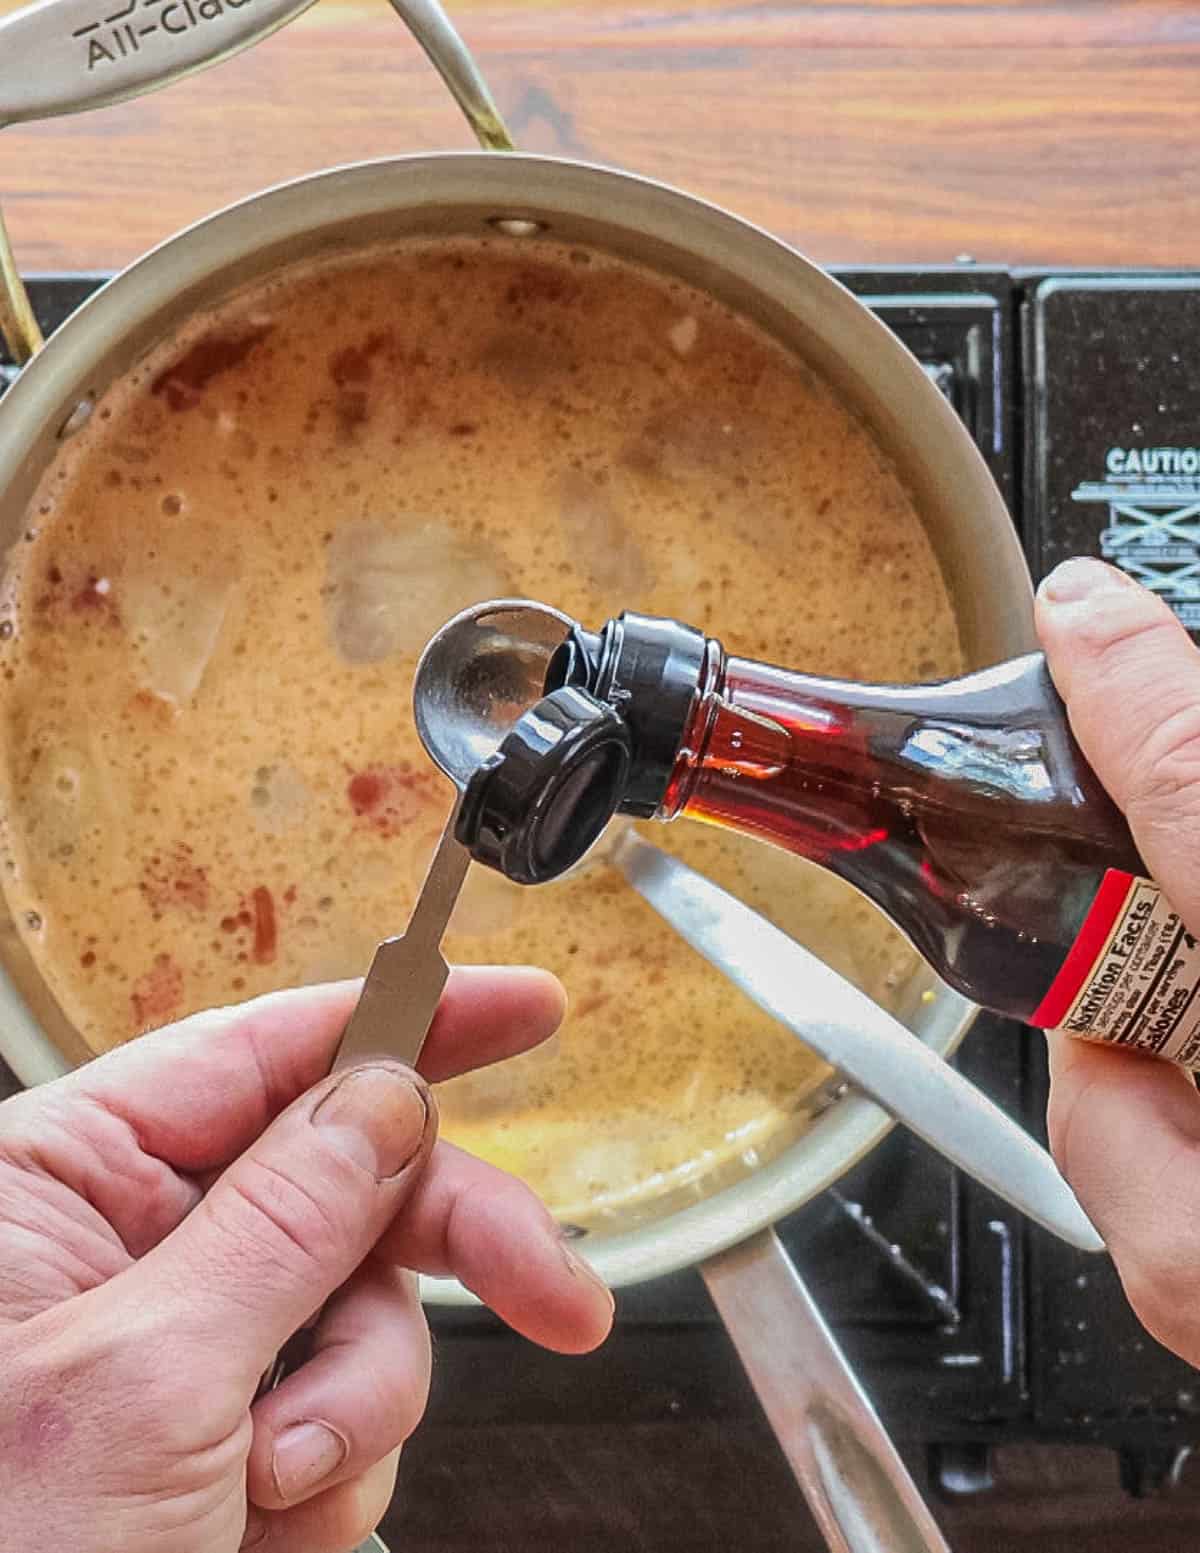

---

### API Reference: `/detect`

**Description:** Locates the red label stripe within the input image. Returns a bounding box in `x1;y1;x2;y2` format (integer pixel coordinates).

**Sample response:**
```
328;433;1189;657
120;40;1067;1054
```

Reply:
1030;869;1137;1029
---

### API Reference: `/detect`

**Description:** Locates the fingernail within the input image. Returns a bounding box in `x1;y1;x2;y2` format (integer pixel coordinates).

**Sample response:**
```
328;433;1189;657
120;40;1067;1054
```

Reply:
1038;557;1130;605
271;1420;348;1504
561;1240;616;1315
312;1067;429;1180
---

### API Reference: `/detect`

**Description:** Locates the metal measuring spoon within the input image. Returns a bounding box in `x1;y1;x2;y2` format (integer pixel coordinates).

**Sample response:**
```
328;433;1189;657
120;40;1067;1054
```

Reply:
413;599;576;788
333;601;574;1071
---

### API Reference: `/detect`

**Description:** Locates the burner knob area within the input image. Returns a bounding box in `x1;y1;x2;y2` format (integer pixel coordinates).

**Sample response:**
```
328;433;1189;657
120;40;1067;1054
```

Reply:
1118;1444;1192;1499
928;1442;994;1499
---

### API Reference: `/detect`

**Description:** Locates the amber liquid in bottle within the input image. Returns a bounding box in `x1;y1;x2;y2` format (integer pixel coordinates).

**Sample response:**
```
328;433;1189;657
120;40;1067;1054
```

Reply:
657;644;1145;1023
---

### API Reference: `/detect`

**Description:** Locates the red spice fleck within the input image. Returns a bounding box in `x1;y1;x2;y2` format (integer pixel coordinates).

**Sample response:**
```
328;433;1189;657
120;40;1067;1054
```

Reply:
80;950;96;968
504;268;576;307
346;762;439;838
252;885;277;965
283;884;297;905
71;576;118;619
328;330;392;387
573;991;614;1020
449;421;478;437
220;916;237;933
131;953;183;1031
348;771;384;813
152;325;274;412
128;689;173;724
35;563;121;625
335;389;370;438
140;843;209;912
237;908;253;928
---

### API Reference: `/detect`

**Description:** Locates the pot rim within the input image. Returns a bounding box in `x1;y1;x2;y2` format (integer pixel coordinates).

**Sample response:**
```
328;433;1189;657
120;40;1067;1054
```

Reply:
0;148;1028;1292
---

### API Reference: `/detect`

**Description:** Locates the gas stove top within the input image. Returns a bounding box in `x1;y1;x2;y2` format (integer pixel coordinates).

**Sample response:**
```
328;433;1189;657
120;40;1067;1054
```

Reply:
4;265;1199;1503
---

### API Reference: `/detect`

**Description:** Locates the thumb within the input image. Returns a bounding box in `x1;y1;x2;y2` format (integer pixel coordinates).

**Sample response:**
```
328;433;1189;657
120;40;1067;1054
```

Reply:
1035;556;1200;921
125;1061;434;1389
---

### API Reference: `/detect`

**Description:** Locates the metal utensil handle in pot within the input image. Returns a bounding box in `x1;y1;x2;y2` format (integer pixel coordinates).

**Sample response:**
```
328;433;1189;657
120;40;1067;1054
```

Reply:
0;0;512;358
702;1230;953;1553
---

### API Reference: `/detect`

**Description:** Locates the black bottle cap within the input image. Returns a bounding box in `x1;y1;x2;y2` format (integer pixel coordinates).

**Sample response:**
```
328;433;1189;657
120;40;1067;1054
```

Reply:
455;686;633;884
546;612;707;817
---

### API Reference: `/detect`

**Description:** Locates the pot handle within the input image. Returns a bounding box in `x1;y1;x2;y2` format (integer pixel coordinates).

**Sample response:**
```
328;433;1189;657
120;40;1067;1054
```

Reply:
0;0;512;361
701;1229;953;1553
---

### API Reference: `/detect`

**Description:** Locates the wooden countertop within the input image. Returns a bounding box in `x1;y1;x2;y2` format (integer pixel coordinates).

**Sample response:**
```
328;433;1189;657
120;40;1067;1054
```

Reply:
2;0;1199;275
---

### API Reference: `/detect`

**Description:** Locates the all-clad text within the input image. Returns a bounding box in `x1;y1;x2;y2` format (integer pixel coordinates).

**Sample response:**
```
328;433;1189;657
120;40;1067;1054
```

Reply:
73;0;255;71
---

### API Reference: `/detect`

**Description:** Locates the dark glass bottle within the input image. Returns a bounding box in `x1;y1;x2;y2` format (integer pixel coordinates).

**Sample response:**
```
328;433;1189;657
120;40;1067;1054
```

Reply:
535;612;1200;1066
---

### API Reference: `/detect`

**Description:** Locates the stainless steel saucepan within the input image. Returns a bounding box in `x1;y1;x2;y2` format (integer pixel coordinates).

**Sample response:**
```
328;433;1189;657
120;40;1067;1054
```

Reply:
0;6;1080;1550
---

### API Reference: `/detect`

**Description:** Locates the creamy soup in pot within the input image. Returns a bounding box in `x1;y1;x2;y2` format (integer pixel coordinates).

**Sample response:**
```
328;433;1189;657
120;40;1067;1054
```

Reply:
0;237;962;1228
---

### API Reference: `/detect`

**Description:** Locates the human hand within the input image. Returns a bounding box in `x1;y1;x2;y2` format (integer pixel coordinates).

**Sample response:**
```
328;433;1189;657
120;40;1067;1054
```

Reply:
1037;556;1200;1364
0;969;612;1553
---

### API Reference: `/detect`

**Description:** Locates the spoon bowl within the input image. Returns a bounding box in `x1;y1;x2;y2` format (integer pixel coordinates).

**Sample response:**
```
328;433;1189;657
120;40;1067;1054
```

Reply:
413;599;575;786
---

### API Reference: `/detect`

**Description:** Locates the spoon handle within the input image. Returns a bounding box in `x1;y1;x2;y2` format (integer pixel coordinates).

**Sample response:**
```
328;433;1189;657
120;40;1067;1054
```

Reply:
334;802;471;1072
611;830;1104;1253
256;806;470;1404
